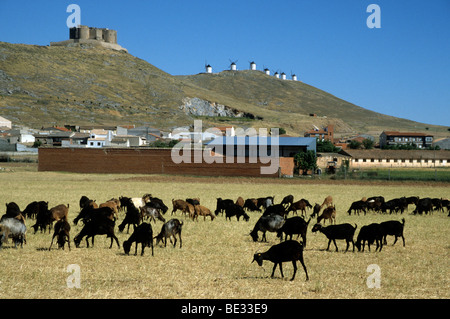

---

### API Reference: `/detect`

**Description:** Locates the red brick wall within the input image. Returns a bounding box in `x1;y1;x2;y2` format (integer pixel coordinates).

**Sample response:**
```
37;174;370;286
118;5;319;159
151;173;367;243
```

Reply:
38;148;283;177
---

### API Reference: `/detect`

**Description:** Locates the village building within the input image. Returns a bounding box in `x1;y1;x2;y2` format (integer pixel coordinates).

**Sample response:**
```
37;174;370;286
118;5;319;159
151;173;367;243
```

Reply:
379;131;433;149
304;125;334;142
340;149;450;168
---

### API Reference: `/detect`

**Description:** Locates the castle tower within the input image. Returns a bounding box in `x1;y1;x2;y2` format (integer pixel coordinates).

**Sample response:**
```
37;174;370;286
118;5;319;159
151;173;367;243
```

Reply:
104;29;117;44
78;25;89;40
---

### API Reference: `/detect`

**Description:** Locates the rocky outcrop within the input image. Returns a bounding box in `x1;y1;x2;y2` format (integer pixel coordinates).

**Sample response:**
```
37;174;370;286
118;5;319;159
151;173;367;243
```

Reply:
180;97;261;119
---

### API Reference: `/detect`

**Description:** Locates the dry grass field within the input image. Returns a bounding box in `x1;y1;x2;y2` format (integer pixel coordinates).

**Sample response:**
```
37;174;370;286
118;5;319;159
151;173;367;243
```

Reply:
0;163;448;299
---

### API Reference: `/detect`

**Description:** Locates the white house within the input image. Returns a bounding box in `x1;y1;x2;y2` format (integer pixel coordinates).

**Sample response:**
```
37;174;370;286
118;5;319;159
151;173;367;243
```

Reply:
87;129;111;148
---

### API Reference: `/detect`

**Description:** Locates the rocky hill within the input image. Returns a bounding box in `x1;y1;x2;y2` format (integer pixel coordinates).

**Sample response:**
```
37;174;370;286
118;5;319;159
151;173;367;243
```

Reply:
0;41;446;138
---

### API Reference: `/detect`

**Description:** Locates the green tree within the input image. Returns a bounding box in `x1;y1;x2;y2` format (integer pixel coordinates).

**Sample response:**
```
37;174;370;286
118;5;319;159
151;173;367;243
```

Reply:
294;150;317;175
316;139;339;152
349;140;362;149
362;138;375;149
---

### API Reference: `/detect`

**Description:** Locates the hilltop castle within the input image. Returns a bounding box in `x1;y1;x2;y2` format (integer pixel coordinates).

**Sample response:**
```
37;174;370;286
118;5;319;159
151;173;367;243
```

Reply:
50;25;128;53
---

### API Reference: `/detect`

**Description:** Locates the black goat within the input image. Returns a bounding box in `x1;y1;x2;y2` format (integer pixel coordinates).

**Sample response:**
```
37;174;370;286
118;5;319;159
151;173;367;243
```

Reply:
413;198;432;215
22;201;48;220
146;196;169;215
252;240;309;281
155;219;183;248
277;216;311;247
263;204;287;218
215;198;234;216
355;223;383;252
250;214;285;242
256;196;275;209
311;223;357;252
225;203;250;221
243;199;261;212
123;222;154;256
379;218;405;247
49;218;71;251
118;199;141;233
74;215;120;249
310;203;321;218
280;195;294;207
73;206;115;225
347;200;367;216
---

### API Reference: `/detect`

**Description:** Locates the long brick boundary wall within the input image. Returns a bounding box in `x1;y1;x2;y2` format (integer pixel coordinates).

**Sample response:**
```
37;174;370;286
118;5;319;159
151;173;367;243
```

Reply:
38;148;293;177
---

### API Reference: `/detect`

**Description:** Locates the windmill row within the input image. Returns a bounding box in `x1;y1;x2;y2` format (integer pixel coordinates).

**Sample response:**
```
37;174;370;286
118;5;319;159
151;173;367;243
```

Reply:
204;60;299;81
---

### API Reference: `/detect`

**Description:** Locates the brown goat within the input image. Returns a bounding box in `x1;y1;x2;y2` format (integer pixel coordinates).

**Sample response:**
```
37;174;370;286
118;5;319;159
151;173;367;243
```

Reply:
186;203;196;219
320;195;333;209
49;204;69;223
235;197;245;207
193;205;215;221
317;205;336;224
99;200;119;219
49;219;71;251
287;199;312;217
171;199;191;216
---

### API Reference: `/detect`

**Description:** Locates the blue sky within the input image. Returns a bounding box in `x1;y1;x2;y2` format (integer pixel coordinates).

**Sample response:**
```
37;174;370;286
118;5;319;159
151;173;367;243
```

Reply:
0;0;449;127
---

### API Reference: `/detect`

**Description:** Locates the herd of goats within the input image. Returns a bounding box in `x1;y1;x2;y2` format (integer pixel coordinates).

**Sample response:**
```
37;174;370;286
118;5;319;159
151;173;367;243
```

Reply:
0;192;448;281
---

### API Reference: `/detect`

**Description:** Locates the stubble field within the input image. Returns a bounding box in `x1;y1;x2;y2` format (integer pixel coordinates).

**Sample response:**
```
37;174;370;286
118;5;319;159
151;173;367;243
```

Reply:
0;163;448;299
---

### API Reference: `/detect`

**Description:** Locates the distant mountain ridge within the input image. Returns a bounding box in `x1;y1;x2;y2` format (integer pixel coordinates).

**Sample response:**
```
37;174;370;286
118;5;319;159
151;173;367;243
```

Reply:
0;42;446;138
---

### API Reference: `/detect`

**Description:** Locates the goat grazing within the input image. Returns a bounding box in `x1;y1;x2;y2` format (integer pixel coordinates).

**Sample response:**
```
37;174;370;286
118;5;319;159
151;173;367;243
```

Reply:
250;214;285;242
225;203;250;221
263;204;287;218
32;204;69;234
320;195;333;209
215;198;234;216
317;205;336;224
73;205;115;225
252;240;309;281
311;223;357;252
49;218;71;251
243;198;261;212
155;219;183;248
193;205;215;221
287;199;312;217
355;223;383;252
123;222;154;256
141;204;166;223
0;217;27;248
171;199;191;216
347;200;367;216
74;215;120;249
